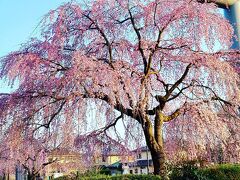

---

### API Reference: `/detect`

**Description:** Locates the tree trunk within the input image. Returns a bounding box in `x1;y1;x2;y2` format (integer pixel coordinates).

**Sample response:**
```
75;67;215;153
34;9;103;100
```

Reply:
145;136;168;179
150;146;167;178
142;112;169;180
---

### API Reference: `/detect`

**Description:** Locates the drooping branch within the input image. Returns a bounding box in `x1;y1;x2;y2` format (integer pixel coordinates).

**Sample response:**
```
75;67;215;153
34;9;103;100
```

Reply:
16;86;140;132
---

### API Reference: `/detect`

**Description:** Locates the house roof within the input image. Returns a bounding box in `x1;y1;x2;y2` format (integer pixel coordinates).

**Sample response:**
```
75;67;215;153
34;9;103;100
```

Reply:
133;146;149;153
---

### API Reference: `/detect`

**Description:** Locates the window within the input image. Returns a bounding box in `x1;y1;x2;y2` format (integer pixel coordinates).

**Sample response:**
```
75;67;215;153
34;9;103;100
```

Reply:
130;170;133;174
135;168;138;174
102;156;106;162
137;153;142;159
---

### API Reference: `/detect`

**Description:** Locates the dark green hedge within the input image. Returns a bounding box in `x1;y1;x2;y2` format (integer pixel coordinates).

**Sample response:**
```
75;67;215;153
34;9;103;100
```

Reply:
55;164;240;180
196;164;240;180
55;174;161;180
87;174;161;180
169;163;240;180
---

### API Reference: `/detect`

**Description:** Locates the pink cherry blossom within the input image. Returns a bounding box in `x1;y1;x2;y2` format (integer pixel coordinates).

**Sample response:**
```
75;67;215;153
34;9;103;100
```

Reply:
0;0;239;178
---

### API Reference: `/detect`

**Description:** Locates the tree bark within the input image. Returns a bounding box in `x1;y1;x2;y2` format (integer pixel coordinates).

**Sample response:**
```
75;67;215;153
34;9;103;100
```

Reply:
150;145;167;178
142;111;169;180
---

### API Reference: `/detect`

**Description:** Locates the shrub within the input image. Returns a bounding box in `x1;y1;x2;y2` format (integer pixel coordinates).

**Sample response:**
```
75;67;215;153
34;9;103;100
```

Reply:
109;174;161;180
196;164;240;180
99;167;111;175
83;167;104;177
55;164;240;180
169;160;199;180
55;174;161;180
54;175;73;180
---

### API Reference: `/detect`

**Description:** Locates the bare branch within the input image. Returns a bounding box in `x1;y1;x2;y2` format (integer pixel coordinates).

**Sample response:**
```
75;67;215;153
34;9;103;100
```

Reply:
165;63;192;99
115;17;131;24
195;84;232;106
128;8;147;72
83;13;114;68
97;114;123;134
33;100;66;132
167;83;193;102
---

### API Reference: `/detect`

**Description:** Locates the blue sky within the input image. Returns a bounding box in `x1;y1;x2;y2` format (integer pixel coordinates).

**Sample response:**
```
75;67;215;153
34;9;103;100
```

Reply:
0;0;69;92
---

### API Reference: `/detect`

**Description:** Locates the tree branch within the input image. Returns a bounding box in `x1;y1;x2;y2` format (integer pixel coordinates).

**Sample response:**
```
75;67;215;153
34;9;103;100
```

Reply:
164;109;181;122
128;8;147;73
167;83;193;102
195;84;232;106
167;63;192;96
33;100;66;132
83;13;114;68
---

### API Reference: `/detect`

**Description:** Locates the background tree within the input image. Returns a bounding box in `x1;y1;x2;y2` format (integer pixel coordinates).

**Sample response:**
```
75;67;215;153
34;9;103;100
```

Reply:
0;116;76;180
0;0;239;179
0;126;50;180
